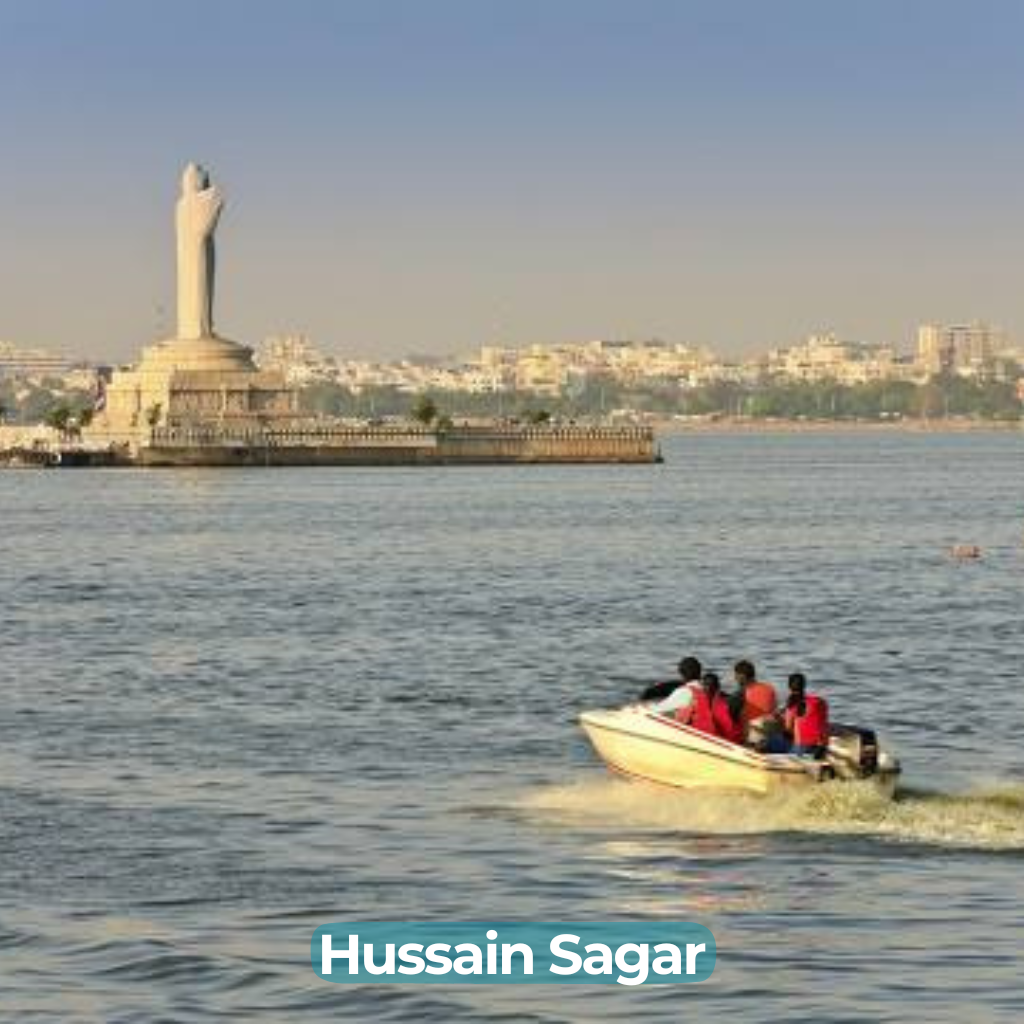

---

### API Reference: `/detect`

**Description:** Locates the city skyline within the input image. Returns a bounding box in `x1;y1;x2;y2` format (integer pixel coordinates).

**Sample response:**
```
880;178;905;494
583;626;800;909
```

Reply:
3;317;1019;372
5;319;1019;402
4;1;1024;361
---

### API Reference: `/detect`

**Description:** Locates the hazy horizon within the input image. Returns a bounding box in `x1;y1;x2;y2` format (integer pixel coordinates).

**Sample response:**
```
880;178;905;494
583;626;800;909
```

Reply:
3;0;1024;363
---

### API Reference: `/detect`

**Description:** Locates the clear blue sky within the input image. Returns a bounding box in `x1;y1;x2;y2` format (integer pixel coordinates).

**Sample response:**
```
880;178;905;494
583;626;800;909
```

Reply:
2;0;1024;361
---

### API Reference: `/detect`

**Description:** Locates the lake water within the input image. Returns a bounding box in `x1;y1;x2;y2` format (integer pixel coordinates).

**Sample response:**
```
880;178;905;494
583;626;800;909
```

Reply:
2;431;1023;1022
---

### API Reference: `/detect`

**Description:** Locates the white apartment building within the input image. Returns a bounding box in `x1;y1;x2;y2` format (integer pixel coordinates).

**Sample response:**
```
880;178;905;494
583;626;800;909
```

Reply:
257;334;335;385
766;333;906;385
0;341;75;380
767;333;851;381
514;345;568;396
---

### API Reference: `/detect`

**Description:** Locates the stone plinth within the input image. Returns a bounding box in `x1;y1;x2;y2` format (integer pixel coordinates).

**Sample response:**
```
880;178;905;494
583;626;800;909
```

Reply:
87;334;298;447
136;334;259;373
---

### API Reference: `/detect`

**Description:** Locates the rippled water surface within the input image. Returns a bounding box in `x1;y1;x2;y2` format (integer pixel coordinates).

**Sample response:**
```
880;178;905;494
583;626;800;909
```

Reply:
2;431;1024;1022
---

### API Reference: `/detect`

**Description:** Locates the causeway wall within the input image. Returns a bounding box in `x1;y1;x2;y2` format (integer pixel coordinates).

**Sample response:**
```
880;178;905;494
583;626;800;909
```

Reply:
136;424;657;467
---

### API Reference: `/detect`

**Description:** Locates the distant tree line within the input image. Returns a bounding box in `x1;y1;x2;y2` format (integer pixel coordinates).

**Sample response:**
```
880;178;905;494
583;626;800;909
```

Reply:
680;374;1022;420
297;372;1022;423
1;370;1019;428
298;383;573;423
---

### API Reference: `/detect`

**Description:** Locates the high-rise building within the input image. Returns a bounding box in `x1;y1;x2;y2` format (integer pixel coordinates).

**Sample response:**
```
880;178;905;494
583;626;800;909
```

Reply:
916;324;947;375
916;322;1006;377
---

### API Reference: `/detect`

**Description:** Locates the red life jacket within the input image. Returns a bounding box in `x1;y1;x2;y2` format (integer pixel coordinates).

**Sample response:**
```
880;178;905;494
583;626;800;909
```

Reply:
788;693;830;747
683;687;714;732
684;688;743;744
712;694;744;744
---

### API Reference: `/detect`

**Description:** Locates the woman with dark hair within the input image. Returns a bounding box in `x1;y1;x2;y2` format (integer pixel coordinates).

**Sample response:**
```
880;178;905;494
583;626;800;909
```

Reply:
784;673;830;758
684;671;743;744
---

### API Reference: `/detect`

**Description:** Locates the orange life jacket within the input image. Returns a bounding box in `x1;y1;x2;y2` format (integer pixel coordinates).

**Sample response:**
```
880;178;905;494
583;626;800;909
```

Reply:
741;680;778;728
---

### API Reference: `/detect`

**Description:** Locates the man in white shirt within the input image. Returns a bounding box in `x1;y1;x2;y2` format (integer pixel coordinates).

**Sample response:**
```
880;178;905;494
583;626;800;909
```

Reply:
641;656;703;717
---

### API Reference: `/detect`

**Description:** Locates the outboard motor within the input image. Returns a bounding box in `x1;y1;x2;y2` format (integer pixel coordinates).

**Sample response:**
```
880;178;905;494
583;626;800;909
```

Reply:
826;725;879;780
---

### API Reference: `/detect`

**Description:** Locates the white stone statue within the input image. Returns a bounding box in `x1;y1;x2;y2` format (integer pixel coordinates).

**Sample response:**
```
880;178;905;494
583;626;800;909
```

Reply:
176;162;224;339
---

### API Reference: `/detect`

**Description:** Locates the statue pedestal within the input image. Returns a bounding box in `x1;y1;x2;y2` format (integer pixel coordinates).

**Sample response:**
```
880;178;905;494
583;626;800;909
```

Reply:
138;334;258;373
87;333;298;446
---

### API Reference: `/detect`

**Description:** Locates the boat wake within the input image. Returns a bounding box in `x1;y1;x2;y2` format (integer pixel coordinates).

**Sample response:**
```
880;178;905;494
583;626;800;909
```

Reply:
518;776;1024;851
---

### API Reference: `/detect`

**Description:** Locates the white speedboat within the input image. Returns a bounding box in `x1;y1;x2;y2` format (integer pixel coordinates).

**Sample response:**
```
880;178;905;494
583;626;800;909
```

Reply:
580;705;901;796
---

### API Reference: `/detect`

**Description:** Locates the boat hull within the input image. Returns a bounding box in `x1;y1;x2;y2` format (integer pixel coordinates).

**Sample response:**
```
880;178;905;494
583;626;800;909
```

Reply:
580;707;899;796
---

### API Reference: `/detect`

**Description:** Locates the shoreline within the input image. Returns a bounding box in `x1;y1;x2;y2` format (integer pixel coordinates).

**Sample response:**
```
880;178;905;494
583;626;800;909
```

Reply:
652;416;1023;435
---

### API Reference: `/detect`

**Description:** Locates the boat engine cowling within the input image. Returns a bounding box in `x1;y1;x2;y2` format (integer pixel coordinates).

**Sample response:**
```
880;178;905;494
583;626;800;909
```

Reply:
826;725;879;780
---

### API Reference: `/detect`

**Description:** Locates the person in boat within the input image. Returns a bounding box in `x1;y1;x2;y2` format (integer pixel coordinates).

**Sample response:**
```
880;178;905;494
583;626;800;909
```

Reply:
680;671;743;744
640;656;703;715
733;659;785;752
733;659;777;731
783;673;830;758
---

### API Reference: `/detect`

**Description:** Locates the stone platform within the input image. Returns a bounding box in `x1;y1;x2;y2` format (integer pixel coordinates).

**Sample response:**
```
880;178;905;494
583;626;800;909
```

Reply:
135;423;657;466
87;334;298;446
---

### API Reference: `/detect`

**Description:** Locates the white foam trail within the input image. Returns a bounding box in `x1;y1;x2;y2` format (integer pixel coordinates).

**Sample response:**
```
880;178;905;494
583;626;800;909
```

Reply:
517;775;1024;850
